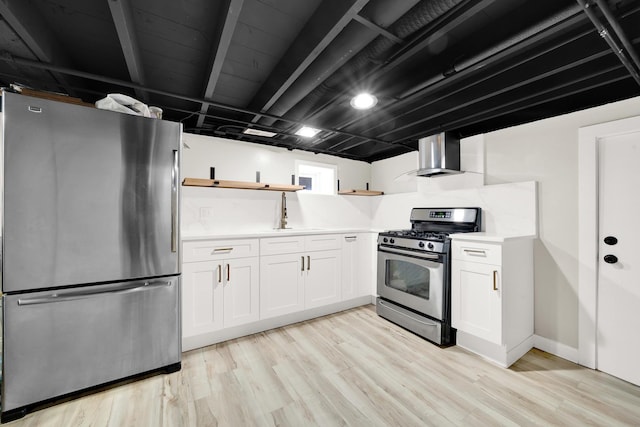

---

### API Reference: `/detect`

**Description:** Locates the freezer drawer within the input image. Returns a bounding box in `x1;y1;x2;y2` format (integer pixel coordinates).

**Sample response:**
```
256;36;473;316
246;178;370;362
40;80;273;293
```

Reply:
1;276;181;414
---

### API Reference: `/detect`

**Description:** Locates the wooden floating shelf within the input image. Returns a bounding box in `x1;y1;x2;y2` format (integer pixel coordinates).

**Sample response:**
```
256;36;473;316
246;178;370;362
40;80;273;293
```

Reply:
338;189;384;196
182;178;304;192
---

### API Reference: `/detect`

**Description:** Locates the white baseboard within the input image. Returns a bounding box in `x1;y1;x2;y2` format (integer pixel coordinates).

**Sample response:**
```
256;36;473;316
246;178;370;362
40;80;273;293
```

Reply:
533;334;579;363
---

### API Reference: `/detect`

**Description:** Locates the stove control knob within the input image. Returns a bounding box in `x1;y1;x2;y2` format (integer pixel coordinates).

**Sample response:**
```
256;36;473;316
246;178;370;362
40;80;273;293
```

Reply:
383;238;388;243
418;242;425;248
390;238;395;244
427;242;434;250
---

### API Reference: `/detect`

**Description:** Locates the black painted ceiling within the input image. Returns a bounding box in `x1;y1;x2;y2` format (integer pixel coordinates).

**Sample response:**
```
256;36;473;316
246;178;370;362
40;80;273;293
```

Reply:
1;0;639;162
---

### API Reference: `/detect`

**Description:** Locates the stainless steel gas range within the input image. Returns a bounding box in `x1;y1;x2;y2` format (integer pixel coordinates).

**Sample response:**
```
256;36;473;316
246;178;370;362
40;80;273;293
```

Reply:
376;207;481;346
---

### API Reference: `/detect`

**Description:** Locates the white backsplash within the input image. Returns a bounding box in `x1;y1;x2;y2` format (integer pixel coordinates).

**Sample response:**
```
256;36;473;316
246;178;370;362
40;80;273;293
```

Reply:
181;186;372;236
370;180;538;236
182;180;537;237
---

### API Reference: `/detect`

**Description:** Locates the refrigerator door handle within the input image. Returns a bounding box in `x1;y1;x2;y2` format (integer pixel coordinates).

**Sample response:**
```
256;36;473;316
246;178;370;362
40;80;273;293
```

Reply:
171;149;179;253
17;281;172;306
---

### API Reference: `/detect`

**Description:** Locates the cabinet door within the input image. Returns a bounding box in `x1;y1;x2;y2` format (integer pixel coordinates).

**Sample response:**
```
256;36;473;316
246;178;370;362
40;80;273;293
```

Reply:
341;235;359;300
182;261;224;337
357;233;376;297
260;254;305;319
223;257;260;328
451;260;502;344
306;250;342;309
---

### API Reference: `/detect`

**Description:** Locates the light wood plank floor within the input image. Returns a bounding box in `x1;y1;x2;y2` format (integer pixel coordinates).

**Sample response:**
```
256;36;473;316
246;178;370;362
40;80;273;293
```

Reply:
6;305;640;426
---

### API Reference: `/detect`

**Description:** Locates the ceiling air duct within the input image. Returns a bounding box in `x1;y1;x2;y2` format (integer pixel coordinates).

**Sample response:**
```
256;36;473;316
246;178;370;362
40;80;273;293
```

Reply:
417;132;461;177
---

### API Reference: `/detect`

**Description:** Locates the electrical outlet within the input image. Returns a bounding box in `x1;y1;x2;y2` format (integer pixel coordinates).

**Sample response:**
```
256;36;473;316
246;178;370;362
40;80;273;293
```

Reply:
199;207;214;219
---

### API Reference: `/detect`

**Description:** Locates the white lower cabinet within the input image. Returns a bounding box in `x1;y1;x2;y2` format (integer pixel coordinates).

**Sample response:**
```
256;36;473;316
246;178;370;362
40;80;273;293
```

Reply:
341;233;375;300
451;236;533;367
260;235;342;319
182;261;223;337
182;239;259;341
452;260;502;344
259;253;305;319
223;257;260;328
305;250;341;309
183;232;373;351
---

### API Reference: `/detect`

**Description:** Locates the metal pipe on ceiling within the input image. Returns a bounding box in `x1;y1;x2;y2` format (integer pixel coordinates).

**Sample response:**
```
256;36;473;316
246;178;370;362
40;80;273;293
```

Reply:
368;37;613;141
576;0;640;86
0;51;407;150
399;65;631;142
593;0;640;83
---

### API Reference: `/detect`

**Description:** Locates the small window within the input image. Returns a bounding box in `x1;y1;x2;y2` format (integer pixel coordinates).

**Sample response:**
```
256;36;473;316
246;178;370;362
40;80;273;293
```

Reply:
295;160;336;195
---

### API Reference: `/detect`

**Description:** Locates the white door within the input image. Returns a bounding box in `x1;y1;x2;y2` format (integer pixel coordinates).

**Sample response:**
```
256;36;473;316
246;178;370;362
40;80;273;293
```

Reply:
597;131;640;386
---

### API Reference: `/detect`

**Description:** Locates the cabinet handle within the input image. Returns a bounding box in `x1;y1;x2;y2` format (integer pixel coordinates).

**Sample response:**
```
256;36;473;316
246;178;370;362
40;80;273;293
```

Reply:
307;255;310;271
493;270;498;291
213;247;233;253
345;236;357;241
464;249;486;255
226;264;230;282
217;265;222;284
301;256;305;272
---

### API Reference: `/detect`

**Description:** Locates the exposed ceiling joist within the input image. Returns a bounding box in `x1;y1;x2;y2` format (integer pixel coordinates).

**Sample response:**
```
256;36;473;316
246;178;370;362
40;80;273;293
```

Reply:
248;0;371;118
300;0;497;139
1;0;638;163
108;0;147;101
0;0;77;96
0;52;410;151
352;14;403;44
195;0;245;129
332;4;587;153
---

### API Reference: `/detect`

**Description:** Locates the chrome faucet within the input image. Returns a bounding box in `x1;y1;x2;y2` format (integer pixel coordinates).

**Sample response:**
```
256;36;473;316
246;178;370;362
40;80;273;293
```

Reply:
279;192;288;229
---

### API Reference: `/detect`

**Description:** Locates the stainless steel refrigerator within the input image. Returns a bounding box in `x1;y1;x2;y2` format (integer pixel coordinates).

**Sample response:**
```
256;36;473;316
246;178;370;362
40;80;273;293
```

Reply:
0;91;182;422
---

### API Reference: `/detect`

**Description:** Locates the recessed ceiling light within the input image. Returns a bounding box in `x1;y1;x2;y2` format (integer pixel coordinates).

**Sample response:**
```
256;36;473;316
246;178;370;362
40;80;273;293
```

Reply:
295;126;321;137
243;128;277;137
350;93;378;110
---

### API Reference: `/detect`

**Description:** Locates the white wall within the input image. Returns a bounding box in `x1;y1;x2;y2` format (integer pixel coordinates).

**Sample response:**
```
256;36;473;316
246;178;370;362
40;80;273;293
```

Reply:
484;96;640;349
180;133;372;236
370;181;537;235
371;134;485;194
182;133;371;190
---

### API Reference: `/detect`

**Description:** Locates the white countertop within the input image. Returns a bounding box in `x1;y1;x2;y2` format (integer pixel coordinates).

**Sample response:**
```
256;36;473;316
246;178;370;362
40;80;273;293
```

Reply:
449;232;537;243
182;228;376;241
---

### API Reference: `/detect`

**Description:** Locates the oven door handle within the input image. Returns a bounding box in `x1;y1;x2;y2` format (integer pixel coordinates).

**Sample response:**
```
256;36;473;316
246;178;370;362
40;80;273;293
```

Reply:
378;246;441;261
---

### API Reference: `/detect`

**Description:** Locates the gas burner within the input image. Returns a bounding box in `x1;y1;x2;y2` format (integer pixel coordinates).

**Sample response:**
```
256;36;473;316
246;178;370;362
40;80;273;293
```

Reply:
383;230;448;241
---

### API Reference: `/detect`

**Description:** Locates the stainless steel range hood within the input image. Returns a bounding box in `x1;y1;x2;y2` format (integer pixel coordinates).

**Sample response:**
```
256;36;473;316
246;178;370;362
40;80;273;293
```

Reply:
417;132;461;177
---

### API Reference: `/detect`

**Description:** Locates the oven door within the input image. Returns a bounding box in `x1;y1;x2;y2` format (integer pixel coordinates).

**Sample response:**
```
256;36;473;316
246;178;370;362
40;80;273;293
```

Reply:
377;246;444;320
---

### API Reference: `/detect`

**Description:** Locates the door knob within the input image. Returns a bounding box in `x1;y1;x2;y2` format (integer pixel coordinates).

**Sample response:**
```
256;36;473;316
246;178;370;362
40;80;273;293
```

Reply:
604;254;618;264
604;236;618;245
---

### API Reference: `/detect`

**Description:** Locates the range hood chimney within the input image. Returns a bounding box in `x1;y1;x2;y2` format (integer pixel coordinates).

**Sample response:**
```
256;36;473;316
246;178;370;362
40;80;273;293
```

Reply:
417;132;461;177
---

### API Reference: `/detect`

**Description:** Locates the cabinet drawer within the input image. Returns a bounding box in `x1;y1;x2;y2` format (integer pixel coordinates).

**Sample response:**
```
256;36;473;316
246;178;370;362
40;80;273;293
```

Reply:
260;236;305;256
305;234;340;251
452;241;502;265
183;239;259;262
